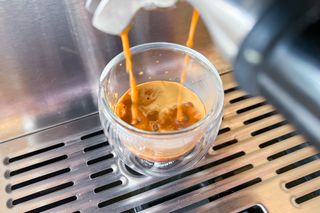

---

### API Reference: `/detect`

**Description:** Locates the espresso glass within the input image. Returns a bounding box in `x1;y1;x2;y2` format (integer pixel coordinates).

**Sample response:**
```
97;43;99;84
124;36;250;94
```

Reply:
99;42;223;177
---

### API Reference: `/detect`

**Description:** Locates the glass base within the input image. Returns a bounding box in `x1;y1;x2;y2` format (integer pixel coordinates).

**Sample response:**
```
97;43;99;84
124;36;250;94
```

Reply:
125;140;206;177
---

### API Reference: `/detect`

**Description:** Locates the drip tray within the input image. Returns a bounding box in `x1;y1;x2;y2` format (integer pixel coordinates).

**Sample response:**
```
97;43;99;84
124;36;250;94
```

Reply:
1;72;320;213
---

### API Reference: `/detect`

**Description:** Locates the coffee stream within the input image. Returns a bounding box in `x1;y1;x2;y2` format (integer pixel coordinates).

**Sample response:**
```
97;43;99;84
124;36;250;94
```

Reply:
120;28;139;125
118;9;202;131
177;9;200;121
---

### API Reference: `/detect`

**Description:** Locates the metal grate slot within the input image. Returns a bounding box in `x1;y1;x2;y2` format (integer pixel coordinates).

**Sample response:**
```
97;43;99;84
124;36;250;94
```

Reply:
10;168;71;191
251;121;288;136
259;131;298;148
24;196;77;213
267;143;308;161
90;168;114;179
236;101;267;114
218;127;231;135
276;154;320;174
84;141;109;152
212;139;238;151
224;86;239;94
8;155;68;177
81;130;104;140
244;111;277;125
11;182;74;206
210;177;262;200
6;143;65;164
87;154;114;165
229;95;250;104
295;189;320;204
94;180;123;193
285;170;320;189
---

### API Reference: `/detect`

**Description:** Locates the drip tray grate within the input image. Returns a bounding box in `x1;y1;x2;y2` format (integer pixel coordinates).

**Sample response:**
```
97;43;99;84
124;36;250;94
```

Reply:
1;72;319;213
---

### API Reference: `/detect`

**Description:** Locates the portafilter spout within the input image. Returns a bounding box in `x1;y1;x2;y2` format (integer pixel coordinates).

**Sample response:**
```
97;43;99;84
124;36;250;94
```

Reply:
91;0;177;35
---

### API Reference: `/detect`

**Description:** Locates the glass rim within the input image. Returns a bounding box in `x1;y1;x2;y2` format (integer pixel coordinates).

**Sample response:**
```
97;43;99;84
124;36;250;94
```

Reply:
99;42;224;136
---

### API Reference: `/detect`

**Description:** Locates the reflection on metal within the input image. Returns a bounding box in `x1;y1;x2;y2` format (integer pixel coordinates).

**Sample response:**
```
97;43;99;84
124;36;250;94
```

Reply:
1;72;319;213
0;1;221;142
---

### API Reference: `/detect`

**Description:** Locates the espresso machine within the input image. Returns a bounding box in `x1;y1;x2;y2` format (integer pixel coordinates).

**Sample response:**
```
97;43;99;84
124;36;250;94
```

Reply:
0;0;319;212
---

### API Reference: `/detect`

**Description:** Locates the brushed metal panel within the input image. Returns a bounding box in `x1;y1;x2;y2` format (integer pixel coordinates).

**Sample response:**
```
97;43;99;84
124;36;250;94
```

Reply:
0;1;227;142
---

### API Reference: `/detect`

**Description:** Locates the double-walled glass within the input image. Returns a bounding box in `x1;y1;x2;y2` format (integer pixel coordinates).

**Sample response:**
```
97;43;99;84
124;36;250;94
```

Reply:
99;42;223;177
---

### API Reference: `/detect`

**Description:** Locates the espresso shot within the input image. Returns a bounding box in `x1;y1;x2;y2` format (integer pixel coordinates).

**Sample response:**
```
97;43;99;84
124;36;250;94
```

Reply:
115;81;205;132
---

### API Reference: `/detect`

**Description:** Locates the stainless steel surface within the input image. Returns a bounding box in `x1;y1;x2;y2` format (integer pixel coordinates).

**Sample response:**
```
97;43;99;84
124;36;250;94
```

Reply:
85;0;101;14
0;1;218;142
188;0;275;62
1;72;319;213
0;0;109;142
